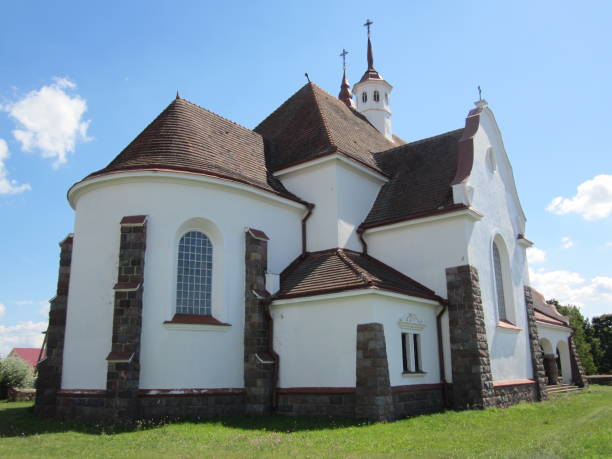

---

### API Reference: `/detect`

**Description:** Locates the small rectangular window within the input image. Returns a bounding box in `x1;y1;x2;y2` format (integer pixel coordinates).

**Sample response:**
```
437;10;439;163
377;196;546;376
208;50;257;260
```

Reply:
401;332;423;373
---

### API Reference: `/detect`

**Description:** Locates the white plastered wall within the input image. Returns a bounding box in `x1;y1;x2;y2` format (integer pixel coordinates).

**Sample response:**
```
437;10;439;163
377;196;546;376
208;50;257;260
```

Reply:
277;157;384;251
537;323;573;384
364;216;474;382
461;106;533;382
271;292;441;388
62;174;303;390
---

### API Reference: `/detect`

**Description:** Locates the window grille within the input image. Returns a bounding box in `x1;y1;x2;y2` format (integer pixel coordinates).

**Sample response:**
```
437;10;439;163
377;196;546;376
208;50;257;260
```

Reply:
176;231;212;315
362;92;368;103
373;90;380;102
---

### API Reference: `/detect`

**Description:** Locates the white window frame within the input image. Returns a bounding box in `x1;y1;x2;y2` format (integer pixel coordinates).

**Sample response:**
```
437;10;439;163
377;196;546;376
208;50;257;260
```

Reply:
175;230;213;316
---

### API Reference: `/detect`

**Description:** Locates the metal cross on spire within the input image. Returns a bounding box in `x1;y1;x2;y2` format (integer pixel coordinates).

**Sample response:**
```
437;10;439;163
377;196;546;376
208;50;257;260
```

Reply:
340;49;349;71
478;85;482;101
364;19;373;37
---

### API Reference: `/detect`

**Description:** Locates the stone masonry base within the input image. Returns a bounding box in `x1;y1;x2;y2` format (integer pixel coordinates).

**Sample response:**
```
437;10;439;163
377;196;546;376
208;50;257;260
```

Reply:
492;381;538;408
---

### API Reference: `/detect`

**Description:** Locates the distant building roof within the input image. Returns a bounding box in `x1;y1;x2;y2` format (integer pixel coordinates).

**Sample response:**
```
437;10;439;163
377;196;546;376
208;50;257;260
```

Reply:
275;248;441;302
8;348;45;367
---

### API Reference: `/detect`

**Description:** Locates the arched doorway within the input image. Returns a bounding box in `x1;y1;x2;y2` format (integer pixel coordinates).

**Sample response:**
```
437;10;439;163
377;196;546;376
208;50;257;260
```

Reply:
556;340;573;384
539;338;559;385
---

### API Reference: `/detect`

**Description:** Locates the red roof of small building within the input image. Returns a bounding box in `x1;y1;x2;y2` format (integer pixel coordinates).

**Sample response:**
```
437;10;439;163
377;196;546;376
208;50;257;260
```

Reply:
8;348;45;367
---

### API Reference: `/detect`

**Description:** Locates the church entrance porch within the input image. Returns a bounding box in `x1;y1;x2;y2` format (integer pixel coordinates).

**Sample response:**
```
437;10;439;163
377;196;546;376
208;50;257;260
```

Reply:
540;337;572;385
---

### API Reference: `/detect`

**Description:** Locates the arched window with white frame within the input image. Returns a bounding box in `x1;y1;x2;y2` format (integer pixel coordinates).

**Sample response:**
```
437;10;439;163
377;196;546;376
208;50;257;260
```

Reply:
373;90;380;102
176;231;213;316
492;241;507;321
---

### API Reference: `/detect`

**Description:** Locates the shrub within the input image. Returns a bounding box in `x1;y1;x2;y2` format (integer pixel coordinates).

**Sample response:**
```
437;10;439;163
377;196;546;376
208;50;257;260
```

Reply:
0;357;35;397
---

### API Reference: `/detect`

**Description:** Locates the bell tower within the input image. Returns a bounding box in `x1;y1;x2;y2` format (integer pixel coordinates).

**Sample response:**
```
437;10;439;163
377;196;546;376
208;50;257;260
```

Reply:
353;19;393;140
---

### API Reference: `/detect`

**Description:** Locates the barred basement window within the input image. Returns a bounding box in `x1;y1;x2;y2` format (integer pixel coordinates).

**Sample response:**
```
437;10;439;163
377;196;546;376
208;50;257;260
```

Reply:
176;231;213;315
362;91;368;103
373;90;380;102
401;332;422;373
493;241;507;321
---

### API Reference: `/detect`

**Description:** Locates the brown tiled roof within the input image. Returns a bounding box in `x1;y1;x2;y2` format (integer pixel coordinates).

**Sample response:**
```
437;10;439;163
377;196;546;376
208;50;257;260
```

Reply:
86;97;300;202
275;248;441;301
362;129;464;228
530;288;570;326
254;83;397;173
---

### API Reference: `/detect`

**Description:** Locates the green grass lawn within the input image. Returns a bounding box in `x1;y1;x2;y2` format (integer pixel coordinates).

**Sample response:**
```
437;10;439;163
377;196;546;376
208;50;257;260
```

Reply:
1;386;611;458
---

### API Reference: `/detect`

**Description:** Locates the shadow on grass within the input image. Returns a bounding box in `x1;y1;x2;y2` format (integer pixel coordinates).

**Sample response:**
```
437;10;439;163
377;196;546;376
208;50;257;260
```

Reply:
0;405;364;438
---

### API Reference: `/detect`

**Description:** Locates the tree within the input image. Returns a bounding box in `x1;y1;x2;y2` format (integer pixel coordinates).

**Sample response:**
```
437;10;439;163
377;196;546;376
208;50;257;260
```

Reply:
0;357;35;398
553;303;598;375
591;314;612;374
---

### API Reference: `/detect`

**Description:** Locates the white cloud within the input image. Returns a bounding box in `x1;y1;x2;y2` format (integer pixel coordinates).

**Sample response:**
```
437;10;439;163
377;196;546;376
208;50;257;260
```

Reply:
561;236;574;249
15;300;50;317
3;78;91;167
0;303;5;318
529;267;612;317
527;247;546;264
606;242;612;248
546;174;612;220
0;139;30;195
0;321;46;358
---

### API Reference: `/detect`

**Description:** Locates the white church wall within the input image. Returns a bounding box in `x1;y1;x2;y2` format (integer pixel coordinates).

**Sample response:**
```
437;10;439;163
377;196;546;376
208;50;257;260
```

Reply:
271;292;441;388
62;174;303;390
276;157;384;252
364;217;474;384
537;323;573;384
275;160;338;251
336;161;385;251
463;107;533;382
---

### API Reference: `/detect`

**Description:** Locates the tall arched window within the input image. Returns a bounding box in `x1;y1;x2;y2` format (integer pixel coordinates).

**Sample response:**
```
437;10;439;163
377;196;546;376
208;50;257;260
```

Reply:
362;92;368;103
176;231;213;316
373;90;380;102
492;242;507;321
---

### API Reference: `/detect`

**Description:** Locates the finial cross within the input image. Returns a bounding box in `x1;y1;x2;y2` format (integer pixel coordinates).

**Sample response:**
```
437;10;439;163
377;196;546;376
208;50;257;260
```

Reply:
478;85;482;101
340;49;349;71
364;19;373;37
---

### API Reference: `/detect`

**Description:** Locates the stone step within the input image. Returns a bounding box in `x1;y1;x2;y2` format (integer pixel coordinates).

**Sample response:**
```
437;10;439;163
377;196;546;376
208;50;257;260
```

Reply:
547;384;581;394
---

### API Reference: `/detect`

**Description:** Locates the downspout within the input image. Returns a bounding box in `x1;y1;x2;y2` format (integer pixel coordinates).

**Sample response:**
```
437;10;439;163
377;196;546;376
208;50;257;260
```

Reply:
436;302;449;408
301;204;314;255
356;226;368;255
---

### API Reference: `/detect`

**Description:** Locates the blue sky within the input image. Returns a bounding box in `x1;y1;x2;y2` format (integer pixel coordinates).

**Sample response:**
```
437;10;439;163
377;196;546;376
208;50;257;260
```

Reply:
1;1;611;355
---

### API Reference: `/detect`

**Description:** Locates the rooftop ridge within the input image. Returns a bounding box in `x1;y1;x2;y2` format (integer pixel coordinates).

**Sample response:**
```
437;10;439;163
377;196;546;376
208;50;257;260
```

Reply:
375;128;464;157
335;249;374;285
307;83;336;148
177;97;261;139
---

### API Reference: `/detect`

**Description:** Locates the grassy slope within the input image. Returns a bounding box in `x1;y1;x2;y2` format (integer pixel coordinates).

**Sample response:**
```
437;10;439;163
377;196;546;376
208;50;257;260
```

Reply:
0;386;610;458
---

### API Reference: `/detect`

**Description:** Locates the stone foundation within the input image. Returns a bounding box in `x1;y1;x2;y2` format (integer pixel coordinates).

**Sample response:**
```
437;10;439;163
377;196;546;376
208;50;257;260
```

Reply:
445;265;495;409
34;234;73;417
569;336;588;387
355;323;395;422
276;389;355;417
244;229;275;415
392;384;445;418
56;390;246;422
492;381;538;408
523;287;548;400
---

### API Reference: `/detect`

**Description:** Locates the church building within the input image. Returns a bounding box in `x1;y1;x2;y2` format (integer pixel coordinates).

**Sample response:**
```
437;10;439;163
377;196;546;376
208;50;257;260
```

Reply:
35;23;586;422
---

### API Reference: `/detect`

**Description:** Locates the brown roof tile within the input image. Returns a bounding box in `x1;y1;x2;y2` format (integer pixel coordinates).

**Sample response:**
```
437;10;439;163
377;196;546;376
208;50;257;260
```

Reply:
255;83;397;173
85;97;301;203
276;248;440;301
530;288;570;326
362;129;464;228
